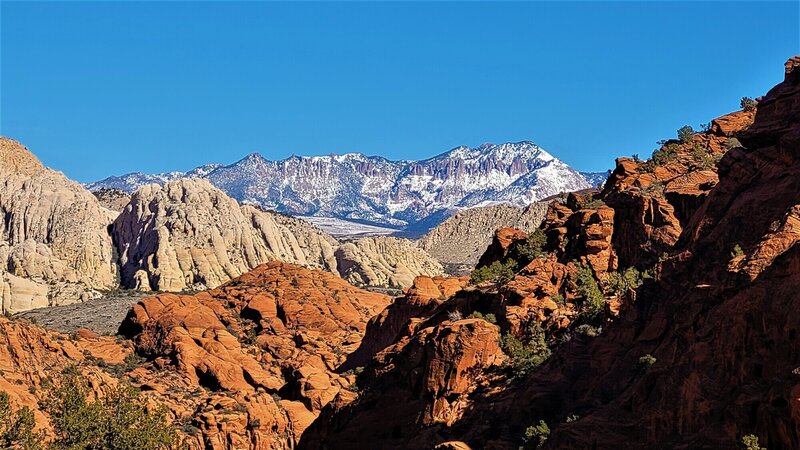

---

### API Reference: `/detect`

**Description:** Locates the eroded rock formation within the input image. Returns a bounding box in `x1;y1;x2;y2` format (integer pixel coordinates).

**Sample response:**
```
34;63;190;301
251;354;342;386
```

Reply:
335;236;443;288
0;138;118;313
112;179;340;292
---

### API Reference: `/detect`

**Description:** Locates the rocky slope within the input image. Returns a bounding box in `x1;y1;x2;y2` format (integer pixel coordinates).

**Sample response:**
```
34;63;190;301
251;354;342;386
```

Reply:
418;203;550;274
299;59;786;450
335;236;443;288
88;142;591;228
92;187;131;212
0;138;118;314
0;262;391;449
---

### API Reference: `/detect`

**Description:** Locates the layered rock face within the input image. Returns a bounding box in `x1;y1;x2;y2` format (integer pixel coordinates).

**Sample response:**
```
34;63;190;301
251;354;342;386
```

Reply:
112;179;340;292
301;60;791;450
1;261;391;449
418;202;549;273
0;138;118;313
335;236;443;288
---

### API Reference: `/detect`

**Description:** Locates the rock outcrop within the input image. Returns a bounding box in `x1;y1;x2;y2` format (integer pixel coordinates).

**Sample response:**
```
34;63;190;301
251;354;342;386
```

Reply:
418;203;549;273
335;236;443;288
301;57;800;450
117;261;392;447
0;138;118;313
112;179;340;292
1;261;392;449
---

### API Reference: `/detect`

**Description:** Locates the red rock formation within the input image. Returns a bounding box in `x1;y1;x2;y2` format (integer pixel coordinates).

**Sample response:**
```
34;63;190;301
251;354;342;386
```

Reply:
1;261;391;449
301;59;793;450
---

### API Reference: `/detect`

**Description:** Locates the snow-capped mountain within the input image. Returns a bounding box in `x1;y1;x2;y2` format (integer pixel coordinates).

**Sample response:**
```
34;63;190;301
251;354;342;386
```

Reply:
88;142;591;227
86;164;222;192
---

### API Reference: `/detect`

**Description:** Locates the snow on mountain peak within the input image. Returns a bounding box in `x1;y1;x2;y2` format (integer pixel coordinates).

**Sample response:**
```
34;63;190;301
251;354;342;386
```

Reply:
88;141;592;227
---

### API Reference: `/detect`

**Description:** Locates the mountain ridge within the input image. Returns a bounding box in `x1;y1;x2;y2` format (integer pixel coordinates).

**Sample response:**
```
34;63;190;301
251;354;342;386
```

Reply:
87;141;592;227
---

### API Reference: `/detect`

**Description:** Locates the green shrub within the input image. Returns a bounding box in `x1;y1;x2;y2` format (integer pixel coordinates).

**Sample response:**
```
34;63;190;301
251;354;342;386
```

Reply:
640;143;679;172
740;97;757;112
566;414;580;423
513;229;548;264
741;434;765;450
731;244;744;258
499;324;551;378
467;311;497;324
638;354;657;371
44;366;178;450
0;391;42;450
606;267;643;296
678;125;695;143
470;260;517;286
691;143;722;169
523;420;550;447
575;263;604;318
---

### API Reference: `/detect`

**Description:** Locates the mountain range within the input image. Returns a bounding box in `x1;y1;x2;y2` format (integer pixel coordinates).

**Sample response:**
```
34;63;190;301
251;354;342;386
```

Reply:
87;142;600;228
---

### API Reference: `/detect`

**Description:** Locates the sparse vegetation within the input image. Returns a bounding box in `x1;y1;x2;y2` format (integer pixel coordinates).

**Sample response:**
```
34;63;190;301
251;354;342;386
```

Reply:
523;420;550;448
575;263;604;318
470;260;517;286
731;244;744;258
44;365;178;450
638;354;657;372
467;311;497;324
640;143;679;172
740;97;757;112
447;310;464;322
606;267;643;296
741;434;765;450
566;414;580;423
0;391;42;450
678;125;695;143
500;323;551;378
583;198;606;209
513;229;548;263
691;143;722;169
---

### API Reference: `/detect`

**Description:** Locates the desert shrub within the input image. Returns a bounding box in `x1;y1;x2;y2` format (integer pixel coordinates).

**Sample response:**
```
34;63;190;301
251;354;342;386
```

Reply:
513;229;548;263
678;125;695;143
640;143;679;172
638;354;657;371
691;143;722;169
551;293;565;306
725;137;743;149
44;366;178;450
741;434;765;450
566;414;580;423
575;263;604;318
447;310;463;322
467;311;497;324
606;267;643;296
740;97;757;112
575;324;602;337
731;244;744;258
583;198;606;209
0;391;42;450
523;420;550;447
500;323;551;378
700;122;711;132
470;260;517;286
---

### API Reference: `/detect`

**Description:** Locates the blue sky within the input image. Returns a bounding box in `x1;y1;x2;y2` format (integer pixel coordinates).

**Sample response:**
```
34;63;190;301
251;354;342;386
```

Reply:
1;1;798;182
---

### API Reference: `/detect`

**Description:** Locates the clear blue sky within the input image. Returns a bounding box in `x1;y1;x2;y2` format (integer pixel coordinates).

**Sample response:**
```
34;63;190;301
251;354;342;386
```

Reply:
2;1;798;182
